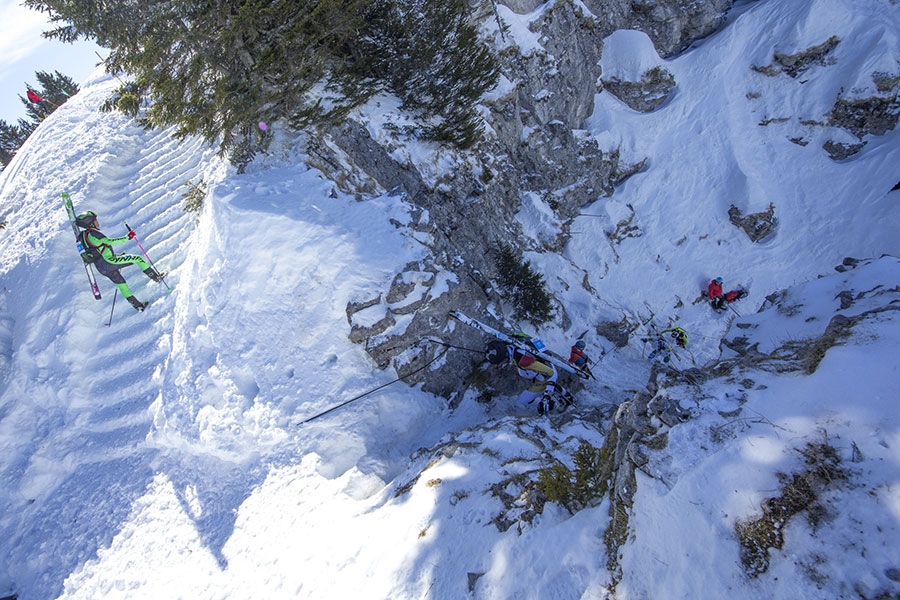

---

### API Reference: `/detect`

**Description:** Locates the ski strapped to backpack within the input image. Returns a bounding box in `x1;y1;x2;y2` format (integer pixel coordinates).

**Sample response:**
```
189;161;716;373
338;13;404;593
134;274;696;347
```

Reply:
62;192;102;299
448;310;591;380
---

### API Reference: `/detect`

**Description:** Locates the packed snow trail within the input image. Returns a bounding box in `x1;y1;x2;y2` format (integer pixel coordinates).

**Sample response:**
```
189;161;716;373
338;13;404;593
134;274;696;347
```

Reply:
0;74;212;598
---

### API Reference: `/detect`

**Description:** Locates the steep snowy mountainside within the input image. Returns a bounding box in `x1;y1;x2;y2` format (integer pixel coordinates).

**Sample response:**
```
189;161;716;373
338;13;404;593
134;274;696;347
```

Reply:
0;73;218;598
0;73;484;599
612;255;900;599
560;0;900;368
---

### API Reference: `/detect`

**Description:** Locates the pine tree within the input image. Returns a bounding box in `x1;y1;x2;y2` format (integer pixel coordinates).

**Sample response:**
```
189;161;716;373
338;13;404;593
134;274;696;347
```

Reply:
19;70;79;122
345;0;500;148
23;0;500;161
0;119;35;169
34;70;79;107
25;0;374;161
493;242;555;325
1;70;78;168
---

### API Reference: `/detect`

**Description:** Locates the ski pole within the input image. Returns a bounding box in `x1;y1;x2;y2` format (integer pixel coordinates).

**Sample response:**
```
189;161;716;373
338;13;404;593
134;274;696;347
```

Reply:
105;289;118;327
124;222;170;290
297;345;450;426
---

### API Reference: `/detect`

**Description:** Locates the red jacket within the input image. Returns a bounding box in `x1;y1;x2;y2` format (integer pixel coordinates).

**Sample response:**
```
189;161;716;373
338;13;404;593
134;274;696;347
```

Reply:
568;346;586;365
27;89;43;104
708;279;723;299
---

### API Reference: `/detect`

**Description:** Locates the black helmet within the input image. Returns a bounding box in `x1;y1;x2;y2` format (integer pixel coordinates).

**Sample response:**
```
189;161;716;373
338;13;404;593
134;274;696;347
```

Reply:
485;340;509;365
574;340;586;350
75;211;97;229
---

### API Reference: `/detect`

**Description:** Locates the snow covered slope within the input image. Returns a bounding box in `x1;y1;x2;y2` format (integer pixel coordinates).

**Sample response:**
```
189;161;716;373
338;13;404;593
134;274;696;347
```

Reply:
0;0;898;598
0;73;471;599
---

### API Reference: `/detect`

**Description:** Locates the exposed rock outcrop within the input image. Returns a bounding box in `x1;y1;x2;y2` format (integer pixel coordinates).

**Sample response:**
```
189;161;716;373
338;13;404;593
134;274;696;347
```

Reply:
577;0;734;57
309;0;740;400
602;67;676;112
752;36;841;78
728;202;777;243
603;256;900;586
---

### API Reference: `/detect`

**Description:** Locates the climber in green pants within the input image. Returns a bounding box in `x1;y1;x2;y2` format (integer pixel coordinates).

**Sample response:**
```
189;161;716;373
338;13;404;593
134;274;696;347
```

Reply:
74;211;165;311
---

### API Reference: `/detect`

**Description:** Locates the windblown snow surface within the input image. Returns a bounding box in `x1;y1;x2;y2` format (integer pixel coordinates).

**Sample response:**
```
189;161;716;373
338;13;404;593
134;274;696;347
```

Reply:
0;0;898;598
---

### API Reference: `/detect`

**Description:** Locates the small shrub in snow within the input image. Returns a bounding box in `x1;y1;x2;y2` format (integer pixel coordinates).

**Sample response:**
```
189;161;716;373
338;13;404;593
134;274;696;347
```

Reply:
537;441;611;514
181;180;207;220
735;440;846;577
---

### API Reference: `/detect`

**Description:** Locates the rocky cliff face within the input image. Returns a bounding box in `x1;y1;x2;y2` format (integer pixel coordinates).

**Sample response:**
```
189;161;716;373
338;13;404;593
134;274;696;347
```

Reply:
307;0;737;402
308;2;900;399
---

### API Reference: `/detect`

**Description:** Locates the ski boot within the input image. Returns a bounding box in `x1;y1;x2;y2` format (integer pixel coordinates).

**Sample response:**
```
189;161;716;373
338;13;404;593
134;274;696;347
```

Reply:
537;393;555;416
127;296;147;312
143;267;166;283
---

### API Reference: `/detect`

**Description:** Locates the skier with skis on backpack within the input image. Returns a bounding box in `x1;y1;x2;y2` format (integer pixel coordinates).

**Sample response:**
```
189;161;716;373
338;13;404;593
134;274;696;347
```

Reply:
484;339;574;415
643;326;687;364
74;211;165;311
568;339;593;377
645;333;673;363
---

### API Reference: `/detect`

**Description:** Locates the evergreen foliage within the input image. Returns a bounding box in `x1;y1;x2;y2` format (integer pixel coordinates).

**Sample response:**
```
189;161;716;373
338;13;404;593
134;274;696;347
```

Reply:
0;70;77;170
25;0;500;165
537;442;611;514
348;0;500;148
26;0;374;165
25;70;79;119
494;242;555;326
181;179;207;219
0;120;31;169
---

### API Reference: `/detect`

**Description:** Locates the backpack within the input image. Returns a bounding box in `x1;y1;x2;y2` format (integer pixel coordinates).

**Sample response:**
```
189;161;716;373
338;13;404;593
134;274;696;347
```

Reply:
513;348;552;371
79;230;107;264
724;289;747;303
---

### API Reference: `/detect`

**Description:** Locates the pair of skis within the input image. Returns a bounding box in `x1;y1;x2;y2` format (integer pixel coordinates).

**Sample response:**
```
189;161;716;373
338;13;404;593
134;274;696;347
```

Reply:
448;310;592;380
62;192;102;299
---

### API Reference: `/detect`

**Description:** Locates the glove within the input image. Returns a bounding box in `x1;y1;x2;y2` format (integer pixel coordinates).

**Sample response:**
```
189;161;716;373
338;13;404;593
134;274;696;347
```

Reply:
127;230;136;239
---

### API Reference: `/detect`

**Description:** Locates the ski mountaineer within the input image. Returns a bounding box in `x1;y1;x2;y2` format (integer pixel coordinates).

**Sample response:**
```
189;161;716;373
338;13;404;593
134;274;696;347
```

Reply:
646;334;673;363
568;340;588;368
707;277;747;311
26;88;50;118
74;211;165;311
660;326;687;349
643;326;685;364
484;339;573;415
708;277;725;310
567;340;594;377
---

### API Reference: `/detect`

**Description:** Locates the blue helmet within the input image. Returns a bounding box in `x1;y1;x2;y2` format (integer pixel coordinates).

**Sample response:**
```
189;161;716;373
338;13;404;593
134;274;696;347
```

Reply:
715;277;723;284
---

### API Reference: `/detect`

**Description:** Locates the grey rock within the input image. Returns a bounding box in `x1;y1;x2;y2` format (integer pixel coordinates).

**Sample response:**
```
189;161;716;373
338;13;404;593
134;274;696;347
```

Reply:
728;203;777;243
602;67;676;112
